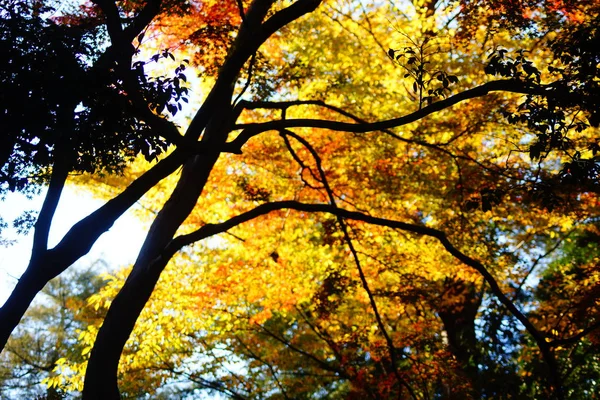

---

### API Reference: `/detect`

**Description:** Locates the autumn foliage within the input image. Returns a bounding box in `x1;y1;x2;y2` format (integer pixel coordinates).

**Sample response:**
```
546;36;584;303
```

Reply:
1;0;600;399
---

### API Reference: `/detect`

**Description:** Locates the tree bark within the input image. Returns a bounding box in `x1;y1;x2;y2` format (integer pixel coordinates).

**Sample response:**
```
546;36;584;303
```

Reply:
436;280;483;397
82;150;221;399
82;78;235;397
0;150;184;353
0;263;52;349
1;0;325;370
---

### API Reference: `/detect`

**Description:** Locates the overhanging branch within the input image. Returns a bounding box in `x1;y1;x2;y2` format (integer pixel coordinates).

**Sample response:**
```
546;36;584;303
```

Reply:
164;198;563;394
226;79;547;152
279;129;417;398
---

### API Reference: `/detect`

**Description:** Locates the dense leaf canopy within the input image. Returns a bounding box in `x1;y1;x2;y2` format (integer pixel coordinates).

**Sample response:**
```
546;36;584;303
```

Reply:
1;0;599;399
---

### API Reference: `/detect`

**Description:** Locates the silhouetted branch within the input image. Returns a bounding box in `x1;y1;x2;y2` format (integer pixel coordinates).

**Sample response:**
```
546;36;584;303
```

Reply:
227;79;552;152
165;197;563;397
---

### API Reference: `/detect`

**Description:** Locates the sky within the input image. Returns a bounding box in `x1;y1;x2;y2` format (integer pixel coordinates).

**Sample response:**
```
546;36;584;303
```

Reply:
0;187;147;307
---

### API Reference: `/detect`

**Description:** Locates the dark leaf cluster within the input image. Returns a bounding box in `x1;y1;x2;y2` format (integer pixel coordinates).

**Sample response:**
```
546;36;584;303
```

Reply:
484;48;541;82
236;176;271;202
486;15;600;198
0;1;186;195
463;188;505;212
547;12;600;127
135;51;190;120
389;47;459;107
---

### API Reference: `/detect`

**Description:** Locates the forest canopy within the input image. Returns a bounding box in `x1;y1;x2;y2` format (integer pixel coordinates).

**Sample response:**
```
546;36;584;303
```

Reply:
1;0;600;399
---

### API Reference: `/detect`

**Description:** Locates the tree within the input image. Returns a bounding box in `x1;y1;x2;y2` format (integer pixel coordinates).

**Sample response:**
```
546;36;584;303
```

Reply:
529;222;600;399
0;267;104;399
1;0;600;398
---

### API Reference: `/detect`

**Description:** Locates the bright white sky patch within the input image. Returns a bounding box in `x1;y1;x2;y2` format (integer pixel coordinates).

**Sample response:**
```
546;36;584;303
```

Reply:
0;188;147;306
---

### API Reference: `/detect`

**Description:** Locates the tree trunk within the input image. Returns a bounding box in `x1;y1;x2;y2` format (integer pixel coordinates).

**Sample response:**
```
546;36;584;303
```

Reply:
82;149;221;399
0;149;185;354
0;262;51;351
436;279;482;398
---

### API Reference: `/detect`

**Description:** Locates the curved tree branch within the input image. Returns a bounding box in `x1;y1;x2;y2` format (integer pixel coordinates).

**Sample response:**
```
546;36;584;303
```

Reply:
226;79;549;152
0;147;187;353
280;129;418;399
163;198;563;398
82;3;328;396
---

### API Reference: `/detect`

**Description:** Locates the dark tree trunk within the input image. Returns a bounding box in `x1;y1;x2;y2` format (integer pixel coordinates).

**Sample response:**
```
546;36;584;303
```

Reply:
436;279;483;397
0;150;184;354
0;262;51;350
82;150;220;399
